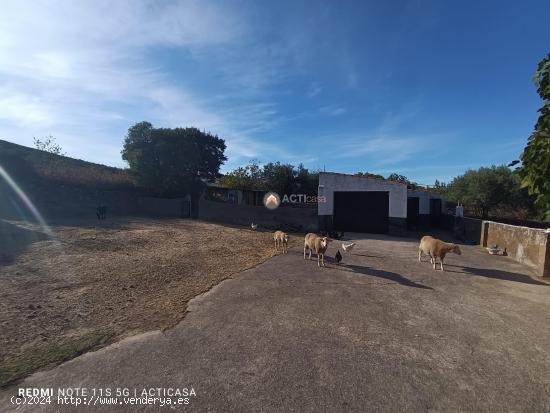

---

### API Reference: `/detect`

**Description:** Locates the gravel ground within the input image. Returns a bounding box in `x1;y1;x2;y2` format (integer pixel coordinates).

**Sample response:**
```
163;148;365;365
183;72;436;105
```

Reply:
0;218;295;386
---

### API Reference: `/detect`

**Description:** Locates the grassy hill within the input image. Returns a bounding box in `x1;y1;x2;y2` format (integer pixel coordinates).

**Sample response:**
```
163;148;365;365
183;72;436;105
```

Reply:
0;139;133;190
0;140;140;220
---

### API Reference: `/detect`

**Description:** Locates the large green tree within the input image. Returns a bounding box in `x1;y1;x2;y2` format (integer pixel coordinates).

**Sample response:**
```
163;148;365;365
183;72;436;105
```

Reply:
122;122;227;217
518;53;550;220
262;162;296;195
219;161;264;190
446;165;529;218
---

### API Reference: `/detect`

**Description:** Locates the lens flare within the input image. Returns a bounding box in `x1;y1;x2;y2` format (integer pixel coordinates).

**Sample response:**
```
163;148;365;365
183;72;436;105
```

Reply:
0;164;54;237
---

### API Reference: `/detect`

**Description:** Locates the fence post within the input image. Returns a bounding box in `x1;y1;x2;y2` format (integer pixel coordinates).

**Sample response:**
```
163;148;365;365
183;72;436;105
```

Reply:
480;221;490;247
543;231;550;278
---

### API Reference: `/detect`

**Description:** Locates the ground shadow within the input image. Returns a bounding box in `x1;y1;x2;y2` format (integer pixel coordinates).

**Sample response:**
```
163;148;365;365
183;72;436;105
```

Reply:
462;266;549;286
342;263;433;289
349;253;385;258
0;220;50;266
341;230;468;246
343;232;421;244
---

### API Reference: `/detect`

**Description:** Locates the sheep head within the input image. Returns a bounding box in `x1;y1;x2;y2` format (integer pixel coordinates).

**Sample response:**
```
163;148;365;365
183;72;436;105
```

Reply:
451;244;462;255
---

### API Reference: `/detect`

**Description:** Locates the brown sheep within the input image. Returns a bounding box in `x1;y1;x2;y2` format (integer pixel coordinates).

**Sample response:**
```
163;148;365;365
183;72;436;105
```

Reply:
274;230;289;254
304;233;331;267
418;235;462;271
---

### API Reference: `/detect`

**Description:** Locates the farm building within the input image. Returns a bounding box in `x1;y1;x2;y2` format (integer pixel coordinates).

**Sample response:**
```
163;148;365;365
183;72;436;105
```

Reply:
406;189;445;230
318;172;445;234
318;172;407;234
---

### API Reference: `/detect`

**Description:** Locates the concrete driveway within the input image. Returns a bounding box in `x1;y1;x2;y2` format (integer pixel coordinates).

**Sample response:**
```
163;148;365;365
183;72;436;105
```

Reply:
2;233;550;412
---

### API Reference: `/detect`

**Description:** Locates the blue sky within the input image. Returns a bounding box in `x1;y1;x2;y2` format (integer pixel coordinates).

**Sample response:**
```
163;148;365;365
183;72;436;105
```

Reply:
0;0;548;185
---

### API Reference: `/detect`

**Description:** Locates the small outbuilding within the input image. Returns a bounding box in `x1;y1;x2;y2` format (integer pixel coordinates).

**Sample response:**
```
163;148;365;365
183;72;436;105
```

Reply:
406;189;445;229
318;172;407;234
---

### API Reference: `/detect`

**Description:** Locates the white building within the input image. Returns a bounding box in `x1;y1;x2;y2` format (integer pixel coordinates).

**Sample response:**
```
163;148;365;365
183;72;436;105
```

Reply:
318;172;408;234
318;172;445;234
406;189;445;229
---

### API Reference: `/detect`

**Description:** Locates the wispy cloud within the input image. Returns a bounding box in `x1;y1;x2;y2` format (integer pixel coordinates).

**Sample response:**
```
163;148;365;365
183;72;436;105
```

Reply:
0;0;294;167
319;105;347;116
0;0;472;181
307;82;323;98
336;136;426;166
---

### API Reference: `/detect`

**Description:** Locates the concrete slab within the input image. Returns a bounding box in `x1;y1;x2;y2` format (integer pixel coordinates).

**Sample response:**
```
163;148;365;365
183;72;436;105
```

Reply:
2;234;550;412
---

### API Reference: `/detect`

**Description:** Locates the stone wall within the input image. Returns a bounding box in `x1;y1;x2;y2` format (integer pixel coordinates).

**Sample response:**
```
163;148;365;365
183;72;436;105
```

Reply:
480;221;550;277
199;199;317;232
440;215;549;277
452;216;484;244
135;196;190;217
0;177;191;220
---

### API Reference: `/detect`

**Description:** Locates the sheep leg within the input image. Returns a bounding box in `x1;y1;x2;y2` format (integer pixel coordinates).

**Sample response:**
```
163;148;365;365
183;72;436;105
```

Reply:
432;257;437;270
440;258;444;271
303;245;307;259
309;249;312;260
418;249;422;262
321;253;325;267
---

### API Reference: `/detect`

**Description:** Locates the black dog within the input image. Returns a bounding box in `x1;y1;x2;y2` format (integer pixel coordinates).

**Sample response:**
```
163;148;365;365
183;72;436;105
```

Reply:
96;205;107;220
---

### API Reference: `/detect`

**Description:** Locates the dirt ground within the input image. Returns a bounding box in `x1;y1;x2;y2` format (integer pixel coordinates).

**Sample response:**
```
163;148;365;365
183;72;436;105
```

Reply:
0;218;297;386
2;232;549;411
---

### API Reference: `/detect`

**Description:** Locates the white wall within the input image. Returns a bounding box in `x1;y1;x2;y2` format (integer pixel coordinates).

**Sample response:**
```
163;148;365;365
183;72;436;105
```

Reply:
318;173;407;218
407;190;430;214
408;190;446;215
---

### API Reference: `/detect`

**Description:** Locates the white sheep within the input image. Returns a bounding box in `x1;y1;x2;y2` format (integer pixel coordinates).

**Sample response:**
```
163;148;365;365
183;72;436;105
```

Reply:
274;230;289;254
304;233;331;267
418;235;462;271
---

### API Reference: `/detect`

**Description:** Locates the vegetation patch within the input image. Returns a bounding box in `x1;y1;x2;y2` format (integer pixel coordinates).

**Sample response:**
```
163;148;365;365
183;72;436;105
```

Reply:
0;333;109;387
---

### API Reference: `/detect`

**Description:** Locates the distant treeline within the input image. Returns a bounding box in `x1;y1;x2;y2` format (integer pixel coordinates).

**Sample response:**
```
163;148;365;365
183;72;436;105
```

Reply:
219;161;319;196
430;165;543;221
220;162;545;222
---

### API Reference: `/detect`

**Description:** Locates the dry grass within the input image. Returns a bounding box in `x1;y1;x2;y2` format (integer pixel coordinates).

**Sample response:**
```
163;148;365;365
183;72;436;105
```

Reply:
0;218;292;386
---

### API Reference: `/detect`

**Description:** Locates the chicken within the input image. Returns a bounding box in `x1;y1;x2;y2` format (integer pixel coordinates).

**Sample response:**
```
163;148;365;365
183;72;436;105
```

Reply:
335;250;342;264
250;222;258;230
342;242;356;254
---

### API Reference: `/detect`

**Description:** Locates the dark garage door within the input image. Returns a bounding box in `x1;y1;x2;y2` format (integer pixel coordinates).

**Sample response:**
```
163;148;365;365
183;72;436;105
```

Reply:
407;197;420;229
333;191;389;233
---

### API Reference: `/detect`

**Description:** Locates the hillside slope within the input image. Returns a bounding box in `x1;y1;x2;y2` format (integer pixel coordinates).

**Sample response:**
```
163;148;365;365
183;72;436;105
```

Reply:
0;140;139;220
0;140;132;189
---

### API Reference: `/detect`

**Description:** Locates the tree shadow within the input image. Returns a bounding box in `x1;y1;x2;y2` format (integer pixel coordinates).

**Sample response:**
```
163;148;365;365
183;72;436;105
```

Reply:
342;263;433;289
461;266;549;286
0;220;50;266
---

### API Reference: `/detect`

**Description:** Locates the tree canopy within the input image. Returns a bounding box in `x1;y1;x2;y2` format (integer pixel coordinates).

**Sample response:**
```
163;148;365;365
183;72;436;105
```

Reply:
220;161;319;195
354;172;385;179
442;165;536;219
122;122;226;217
518;53;550;220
